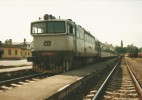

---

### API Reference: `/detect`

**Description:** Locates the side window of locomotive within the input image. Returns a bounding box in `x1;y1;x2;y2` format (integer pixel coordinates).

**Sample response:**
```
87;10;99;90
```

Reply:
68;24;73;34
102;46;103;51
95;41;98;50
73;27;75;35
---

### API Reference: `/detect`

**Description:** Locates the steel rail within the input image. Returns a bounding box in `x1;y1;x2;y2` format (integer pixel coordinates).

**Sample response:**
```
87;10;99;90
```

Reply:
126;63;142;98
92;60;120;100
0;72;47;85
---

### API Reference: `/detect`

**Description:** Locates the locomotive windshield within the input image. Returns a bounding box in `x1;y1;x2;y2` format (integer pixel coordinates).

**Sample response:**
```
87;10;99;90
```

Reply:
31;21;65;34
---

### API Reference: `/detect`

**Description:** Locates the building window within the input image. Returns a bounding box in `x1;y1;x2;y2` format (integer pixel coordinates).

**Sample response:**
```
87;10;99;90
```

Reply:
2;49;4;55
25;52;27;56
8;49;11;55
15;50;18;55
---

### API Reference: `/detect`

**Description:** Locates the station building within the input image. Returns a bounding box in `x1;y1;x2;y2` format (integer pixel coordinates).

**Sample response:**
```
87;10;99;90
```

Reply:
0;39;32;59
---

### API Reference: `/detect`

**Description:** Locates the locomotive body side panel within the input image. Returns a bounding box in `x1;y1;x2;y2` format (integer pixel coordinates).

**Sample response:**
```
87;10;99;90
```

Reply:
75;25;85;56
33;35;74;51
84;39;96;56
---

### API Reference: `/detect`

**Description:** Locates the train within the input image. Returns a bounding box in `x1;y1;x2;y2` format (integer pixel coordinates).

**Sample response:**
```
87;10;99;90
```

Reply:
27;14;119;73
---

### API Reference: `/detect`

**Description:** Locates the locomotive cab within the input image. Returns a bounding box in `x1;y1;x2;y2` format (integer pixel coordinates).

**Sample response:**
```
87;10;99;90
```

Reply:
29;14;76;73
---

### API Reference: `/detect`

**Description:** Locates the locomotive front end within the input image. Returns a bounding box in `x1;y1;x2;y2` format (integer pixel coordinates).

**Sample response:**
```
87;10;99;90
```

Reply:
29;14;75;73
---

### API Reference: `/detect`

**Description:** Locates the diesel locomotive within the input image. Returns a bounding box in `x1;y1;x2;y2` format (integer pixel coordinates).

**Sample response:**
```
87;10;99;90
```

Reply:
28;14;118;73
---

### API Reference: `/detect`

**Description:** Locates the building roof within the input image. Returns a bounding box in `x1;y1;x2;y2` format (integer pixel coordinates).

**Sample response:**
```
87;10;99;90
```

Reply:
1;43;21;48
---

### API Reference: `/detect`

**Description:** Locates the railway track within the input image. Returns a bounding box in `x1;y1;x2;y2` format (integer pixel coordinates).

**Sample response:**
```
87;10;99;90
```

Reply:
0;57;120;100
84;58;142;100
0;65;31;69
126;57;142;87
0;72;50;93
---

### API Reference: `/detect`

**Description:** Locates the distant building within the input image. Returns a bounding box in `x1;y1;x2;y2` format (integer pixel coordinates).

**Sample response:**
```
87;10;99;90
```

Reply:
10;38;33;50
0;39;32;59
138;52;142;58
104;42;115;50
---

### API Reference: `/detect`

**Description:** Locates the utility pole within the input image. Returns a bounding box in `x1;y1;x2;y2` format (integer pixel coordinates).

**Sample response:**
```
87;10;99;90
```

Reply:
0;41;2;59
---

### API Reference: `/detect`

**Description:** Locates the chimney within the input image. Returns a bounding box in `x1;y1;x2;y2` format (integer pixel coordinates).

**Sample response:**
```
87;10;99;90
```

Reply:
9;39;12;45
24;38;26;43
24;38;26;46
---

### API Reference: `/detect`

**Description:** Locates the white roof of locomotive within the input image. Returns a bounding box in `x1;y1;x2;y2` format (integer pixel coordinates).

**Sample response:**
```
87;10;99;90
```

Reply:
31;19;73;24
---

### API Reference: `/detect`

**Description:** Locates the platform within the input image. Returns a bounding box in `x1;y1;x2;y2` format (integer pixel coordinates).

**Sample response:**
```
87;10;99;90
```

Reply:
0;58;118;100
0;66;32;73
0;59;32;67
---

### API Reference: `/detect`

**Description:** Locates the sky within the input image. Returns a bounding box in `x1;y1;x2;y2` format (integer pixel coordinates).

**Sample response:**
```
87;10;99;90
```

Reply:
0;0;142;48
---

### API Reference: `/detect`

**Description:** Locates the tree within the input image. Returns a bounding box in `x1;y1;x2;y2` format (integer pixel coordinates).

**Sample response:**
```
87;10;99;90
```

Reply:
115;46;126;53
126;44;139;57
139;47;142;52
115;44;140;57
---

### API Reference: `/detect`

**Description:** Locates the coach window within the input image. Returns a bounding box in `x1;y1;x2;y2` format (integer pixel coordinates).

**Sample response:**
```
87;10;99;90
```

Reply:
82;33;84;39
78;32;80;38
95;41;98;50
91;37;93;43
101;46;103;51
87;35;89;42
92;37;94;43
87;36;89;42
85;34;87;41
93;38;94;43
88;36;90;42
80;32;83;39
80;33;82;39
89;36;91;43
